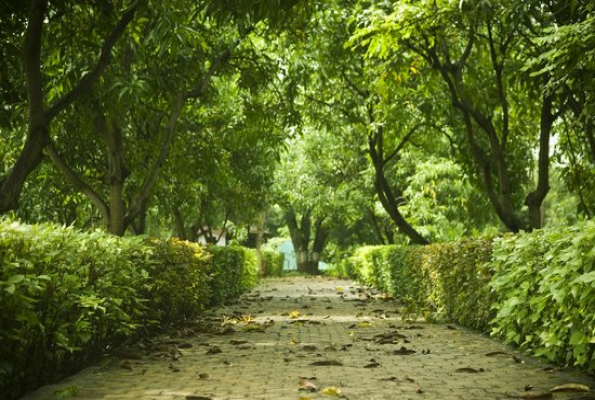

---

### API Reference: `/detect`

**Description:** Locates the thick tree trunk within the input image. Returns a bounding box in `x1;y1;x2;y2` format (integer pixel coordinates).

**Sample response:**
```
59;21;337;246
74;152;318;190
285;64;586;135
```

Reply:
172;207;188;240
1;0;139;214
104;122;129;236
0;0;47;213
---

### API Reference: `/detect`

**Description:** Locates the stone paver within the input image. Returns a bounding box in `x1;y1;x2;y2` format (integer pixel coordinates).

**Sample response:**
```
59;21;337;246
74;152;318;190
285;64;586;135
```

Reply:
20;277;595;400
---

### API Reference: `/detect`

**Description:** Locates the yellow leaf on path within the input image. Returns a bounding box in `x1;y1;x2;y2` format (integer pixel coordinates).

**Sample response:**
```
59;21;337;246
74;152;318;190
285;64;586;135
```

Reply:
321;386;342;397
357;321;374;328
335;287;344;293
550;383;590;393
289;311;301;319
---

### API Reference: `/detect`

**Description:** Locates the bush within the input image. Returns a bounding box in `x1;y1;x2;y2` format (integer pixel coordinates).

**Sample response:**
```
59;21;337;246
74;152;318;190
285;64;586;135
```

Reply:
346;241;492;326
0;219;259;400
209;245;259;305
260;249;284;277
489;222;595;370
346;221;595;371
143;238;213;326
0;221;151;400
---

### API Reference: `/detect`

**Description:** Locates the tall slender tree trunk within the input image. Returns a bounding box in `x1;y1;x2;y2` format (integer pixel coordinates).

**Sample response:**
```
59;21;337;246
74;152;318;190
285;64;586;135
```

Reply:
525;94;554;229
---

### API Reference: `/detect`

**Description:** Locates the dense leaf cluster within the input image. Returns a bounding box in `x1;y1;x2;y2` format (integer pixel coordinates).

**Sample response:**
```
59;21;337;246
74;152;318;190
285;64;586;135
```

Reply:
0;219;262;400
346;221;595;371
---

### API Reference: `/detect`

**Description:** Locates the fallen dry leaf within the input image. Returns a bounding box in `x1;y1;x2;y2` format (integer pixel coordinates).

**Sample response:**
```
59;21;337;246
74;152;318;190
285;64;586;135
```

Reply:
229;340;250;345
364;360;382;368
206;346;222;355
321;386;342;397
299;379;318;392
485;351;511;357
309;360;344;366
455;367;485;373
550;383;590;393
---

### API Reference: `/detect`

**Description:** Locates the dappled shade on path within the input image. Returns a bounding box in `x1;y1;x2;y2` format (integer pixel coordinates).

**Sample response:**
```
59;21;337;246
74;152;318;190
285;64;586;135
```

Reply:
21;278;595;400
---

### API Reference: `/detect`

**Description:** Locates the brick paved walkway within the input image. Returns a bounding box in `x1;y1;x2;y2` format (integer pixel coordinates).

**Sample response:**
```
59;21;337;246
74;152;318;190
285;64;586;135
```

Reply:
21;277;594;400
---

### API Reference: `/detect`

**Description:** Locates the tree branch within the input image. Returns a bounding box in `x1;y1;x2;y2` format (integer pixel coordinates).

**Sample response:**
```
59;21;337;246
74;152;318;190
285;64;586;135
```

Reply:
45;140;109;222
384;122;424;165
46;1;141;121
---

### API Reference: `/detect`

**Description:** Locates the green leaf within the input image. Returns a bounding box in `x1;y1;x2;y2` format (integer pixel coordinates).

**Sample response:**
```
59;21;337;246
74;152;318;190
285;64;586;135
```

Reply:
7;274;25;285
573;271;595;284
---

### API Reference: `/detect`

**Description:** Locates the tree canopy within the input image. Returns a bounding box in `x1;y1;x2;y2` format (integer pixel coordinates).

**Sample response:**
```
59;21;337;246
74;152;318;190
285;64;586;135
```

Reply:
1;0;592;271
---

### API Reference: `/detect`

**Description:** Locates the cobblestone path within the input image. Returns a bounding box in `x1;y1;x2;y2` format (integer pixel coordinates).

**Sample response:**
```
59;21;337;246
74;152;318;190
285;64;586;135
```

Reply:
21;277;595;400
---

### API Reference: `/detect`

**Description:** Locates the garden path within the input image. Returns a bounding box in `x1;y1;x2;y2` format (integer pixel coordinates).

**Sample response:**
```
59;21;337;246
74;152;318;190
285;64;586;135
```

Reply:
21;277;595;400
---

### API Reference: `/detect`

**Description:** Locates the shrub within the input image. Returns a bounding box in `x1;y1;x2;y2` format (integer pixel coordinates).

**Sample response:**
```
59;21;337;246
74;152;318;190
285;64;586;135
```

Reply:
422;239;493;330
0;221;151;399
209;245;259;305
260;249;284;277
490;222;595;370
0;219;260;400
346;240;492;327
346;221;595;371
143;238;212;326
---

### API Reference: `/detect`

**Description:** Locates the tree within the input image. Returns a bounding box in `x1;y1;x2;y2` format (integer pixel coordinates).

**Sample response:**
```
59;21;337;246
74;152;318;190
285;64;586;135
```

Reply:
0;0;140;214
350;0;566;231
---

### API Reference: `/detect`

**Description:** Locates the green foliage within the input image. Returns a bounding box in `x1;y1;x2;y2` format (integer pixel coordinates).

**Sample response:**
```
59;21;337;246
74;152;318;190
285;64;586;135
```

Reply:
0;219;151;399
260;249;284;277
143;238;213;326
0;219;258;400
209;245;259;305
490;221;595;370
421;239;494;330
347;220;595;371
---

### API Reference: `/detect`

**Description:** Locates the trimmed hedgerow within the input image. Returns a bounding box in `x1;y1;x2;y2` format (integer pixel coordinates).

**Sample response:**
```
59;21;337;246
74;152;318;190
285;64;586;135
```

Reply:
346;221;595;372
489;223;595;370
0;219;259;400
422;239;494;331
209;245;259;305
260;249;284;277
143;238;213;326
346;240;492;328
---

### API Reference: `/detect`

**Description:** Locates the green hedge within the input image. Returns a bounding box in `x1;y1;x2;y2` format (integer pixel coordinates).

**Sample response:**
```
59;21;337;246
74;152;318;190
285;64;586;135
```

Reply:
0;220;259;400
490;225;595;369
260;249;284;277
345;221;595;371
209;245;258;304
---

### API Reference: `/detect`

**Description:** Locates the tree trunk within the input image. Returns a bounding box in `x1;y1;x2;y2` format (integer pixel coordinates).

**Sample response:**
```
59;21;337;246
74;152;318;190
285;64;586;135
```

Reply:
0;0;47;214
0;0;139;214
104;122;129;236
525;94;553;230
368;134;429;245
255;212;266;277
